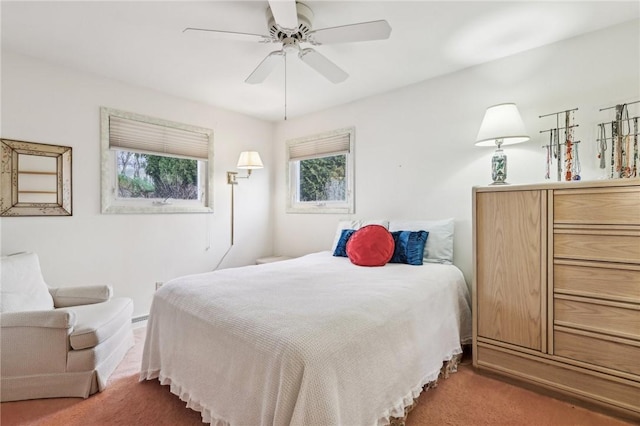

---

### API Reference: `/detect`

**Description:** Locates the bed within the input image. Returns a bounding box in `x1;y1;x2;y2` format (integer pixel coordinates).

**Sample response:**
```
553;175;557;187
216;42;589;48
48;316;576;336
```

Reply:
140;237;471;425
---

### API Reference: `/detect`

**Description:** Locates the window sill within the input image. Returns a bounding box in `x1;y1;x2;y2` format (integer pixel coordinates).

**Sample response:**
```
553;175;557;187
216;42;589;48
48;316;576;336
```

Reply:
286;206;353;214
102;204;213;214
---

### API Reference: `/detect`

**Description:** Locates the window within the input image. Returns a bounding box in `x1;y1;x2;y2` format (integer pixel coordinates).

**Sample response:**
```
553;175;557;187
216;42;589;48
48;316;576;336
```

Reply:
101;107;213;214
287;127;354;214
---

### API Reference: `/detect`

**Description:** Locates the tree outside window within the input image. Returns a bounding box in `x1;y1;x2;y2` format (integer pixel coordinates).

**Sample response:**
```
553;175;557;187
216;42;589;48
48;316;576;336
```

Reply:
287;127;354;214
101;107;213;214
299;155;346;202
116;152;198;200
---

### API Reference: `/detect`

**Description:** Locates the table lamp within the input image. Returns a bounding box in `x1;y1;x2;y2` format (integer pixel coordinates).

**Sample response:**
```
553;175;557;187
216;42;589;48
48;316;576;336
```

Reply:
475;103;530;184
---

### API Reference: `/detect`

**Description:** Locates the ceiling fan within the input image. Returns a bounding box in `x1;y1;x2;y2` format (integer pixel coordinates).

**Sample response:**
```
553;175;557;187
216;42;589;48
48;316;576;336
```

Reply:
184;0;392;84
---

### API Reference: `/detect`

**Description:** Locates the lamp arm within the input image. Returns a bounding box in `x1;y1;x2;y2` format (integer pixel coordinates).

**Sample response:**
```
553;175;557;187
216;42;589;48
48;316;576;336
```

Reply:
227;169;254;185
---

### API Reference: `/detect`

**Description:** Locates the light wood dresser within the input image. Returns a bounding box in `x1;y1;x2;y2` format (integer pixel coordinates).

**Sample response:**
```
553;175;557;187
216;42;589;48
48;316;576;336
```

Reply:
472;179;640;421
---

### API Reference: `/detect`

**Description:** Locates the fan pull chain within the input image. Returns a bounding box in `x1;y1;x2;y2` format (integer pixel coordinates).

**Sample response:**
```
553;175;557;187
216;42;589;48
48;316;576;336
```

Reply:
284;54;288;121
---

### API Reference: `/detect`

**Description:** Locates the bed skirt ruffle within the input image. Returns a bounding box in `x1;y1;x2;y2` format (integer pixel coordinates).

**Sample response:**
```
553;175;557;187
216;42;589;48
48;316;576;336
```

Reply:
142;351;463;426
387;352;463;426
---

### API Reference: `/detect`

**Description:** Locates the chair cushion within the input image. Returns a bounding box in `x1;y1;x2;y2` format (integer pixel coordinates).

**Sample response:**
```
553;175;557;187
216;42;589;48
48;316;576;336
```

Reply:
0;253;54;313
65;297;133;350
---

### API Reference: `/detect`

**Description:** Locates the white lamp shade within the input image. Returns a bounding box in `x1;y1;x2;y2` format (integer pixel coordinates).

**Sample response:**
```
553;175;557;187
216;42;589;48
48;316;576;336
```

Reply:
475;103;530;146
236;151;264;169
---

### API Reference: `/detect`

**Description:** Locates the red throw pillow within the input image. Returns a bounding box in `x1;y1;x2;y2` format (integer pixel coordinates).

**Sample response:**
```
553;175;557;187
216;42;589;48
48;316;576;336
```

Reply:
346;224;394;267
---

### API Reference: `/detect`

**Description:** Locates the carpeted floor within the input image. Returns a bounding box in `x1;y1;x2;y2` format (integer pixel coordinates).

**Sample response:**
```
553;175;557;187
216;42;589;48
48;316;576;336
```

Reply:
1;327;634;426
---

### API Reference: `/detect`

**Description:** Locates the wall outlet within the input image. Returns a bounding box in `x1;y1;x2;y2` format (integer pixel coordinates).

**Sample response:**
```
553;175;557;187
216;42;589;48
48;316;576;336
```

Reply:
155;281;163;290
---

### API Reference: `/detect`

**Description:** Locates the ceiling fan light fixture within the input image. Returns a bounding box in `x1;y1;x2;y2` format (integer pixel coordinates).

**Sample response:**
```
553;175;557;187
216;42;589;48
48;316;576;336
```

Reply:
282;37;300;54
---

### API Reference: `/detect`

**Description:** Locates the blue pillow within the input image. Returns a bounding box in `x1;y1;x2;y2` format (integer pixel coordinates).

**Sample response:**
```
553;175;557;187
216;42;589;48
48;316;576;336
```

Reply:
333;229;356;257
390;230;429;265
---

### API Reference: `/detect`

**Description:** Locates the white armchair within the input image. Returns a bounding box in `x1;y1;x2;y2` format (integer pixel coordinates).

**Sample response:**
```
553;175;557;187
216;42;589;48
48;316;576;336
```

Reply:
1;252;134;402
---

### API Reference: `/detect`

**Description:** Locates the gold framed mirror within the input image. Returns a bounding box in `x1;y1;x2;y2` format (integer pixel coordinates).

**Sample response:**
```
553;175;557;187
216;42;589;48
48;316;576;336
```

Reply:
1;139;72;216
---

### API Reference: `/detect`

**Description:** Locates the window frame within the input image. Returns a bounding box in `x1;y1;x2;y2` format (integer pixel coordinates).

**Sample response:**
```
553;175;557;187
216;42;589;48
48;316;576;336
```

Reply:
286;127;355;214
100;107;214;214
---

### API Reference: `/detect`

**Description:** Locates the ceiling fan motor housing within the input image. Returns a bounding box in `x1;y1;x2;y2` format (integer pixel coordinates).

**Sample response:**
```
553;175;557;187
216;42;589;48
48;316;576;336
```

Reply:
267;2;313;41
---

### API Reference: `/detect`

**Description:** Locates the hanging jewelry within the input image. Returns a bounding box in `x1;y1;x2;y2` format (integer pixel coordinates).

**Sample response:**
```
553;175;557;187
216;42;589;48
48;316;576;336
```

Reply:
597;123;607;169
545;130;552;179
614;104;624;178
611;121;617;178
632;117;638;177
572;142;581;180
555;122;562;181
564;111;573;181
621;104;631;178
553;125;558;159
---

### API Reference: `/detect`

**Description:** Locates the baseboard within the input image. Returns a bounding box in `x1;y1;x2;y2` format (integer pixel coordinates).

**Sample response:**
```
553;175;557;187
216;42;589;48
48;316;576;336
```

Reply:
132;314;148;328
132;314;148;323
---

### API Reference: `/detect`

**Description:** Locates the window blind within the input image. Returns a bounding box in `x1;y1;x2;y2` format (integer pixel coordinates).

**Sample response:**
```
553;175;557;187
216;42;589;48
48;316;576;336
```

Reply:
109;116;209;161
288;133;350;161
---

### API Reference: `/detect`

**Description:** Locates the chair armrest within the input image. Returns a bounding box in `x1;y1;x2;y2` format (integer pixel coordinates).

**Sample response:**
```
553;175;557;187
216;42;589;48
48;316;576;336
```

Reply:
49;285;113;307
1;309;76;329
1;310;76;376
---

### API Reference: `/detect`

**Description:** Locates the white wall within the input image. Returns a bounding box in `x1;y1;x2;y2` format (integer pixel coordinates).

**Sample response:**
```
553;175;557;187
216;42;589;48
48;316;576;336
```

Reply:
272;20;640;284
1;51;275;317
3;20;638;316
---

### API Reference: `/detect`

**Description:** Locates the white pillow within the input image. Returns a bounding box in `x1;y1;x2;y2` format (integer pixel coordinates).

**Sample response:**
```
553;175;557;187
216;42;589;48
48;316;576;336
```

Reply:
1;252;54;313
388;219;454;264
331;219;389;252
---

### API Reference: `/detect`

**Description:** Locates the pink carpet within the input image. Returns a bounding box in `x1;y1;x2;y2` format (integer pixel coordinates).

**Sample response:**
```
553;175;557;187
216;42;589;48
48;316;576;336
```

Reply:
1;327;634;425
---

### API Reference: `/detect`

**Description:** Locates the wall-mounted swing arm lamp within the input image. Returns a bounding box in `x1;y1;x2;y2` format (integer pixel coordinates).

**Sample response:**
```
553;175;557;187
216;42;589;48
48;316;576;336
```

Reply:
227;151;264;246
227;151;264;184
475;103;530;185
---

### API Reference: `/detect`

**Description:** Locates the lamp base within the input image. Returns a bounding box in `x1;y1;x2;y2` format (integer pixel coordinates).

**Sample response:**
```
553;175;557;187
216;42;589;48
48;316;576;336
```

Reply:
491;146;508;184
489;181;509;185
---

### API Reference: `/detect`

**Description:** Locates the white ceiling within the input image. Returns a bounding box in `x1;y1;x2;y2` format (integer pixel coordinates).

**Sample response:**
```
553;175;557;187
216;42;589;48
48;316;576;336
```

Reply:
2;1;639;122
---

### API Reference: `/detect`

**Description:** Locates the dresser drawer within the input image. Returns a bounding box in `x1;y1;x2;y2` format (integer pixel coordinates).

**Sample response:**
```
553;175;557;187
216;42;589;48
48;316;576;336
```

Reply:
554;262;640;303
554;187;640;225
554;232;640;264
555;298;640;340
477;344;640;417
554;329;640;376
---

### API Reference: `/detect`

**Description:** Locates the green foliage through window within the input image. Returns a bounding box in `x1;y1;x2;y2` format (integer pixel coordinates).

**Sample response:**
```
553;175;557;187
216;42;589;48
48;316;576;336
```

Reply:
298;154;346;202
117;151;198;200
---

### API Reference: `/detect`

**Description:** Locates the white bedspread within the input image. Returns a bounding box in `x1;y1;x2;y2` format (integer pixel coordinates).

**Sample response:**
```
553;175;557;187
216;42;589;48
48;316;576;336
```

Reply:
140;251;471;426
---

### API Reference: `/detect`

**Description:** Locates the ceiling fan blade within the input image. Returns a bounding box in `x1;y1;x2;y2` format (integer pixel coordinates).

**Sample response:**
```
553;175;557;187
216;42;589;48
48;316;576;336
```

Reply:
268;0;299;32
245;50;284;84
298;48;348;83
183;27;270;43
309;20;392;44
